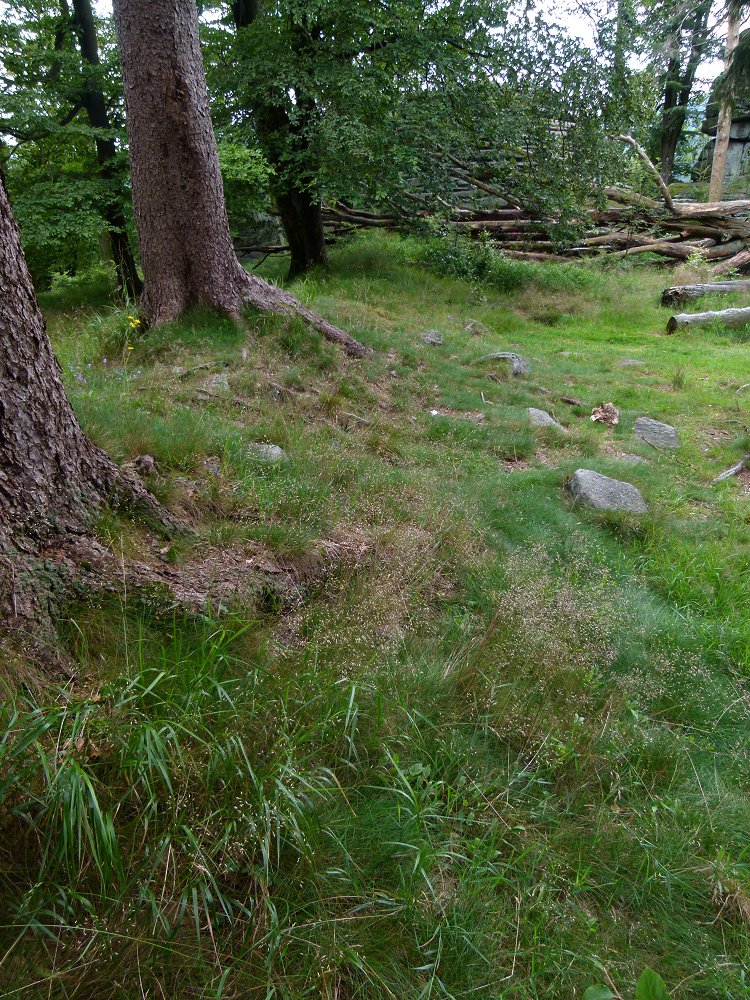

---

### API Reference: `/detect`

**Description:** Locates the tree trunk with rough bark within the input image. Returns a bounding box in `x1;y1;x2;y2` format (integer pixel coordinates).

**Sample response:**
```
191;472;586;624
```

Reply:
0;172;170;645
276;181;329;279
709;16;741;202
70;0;142;301
112;0;364;354
230;1;329;280
657;1;712;183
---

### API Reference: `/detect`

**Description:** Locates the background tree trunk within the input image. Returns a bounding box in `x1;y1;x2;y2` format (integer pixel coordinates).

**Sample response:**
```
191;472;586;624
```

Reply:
230;2;329;280
112;0;367;354
657;1;712;182
70;0;142;300
709;16;741;202
0;171;170;636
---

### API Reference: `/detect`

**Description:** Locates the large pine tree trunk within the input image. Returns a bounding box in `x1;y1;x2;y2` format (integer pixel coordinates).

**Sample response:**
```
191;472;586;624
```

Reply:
0;172;170;636
70;0;142;301
113;0;246;323
112;0;364;353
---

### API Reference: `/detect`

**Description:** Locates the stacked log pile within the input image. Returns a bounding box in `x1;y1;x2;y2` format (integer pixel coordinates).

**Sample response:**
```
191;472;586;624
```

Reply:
324;188;750;273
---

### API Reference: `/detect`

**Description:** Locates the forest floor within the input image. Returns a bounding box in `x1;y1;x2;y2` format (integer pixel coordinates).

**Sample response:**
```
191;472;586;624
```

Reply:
3;232;750;998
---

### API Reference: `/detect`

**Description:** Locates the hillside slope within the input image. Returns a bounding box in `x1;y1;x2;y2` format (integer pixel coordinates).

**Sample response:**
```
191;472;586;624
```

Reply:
2;233;750;998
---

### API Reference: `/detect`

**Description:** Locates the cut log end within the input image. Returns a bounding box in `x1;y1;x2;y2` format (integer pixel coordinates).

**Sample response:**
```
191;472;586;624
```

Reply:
666;305;750;333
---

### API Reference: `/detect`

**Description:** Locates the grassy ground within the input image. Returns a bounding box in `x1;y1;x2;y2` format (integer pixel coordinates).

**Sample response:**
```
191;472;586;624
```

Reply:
2;232;750;998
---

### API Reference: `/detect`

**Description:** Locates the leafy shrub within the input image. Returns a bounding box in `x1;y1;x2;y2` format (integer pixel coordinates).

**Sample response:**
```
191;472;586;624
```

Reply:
400;228;600;294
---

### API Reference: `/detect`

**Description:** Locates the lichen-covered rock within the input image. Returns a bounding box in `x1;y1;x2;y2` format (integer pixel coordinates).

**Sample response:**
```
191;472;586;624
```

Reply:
568;469;648;513
476;352;530;376
248;443;288;463
206;372;230;394
421;331;444;345
633;416;680;449
528;407;566;431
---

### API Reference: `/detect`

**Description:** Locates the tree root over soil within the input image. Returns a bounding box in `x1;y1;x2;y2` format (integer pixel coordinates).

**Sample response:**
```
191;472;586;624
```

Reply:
3;522;371;679
241;270;372;358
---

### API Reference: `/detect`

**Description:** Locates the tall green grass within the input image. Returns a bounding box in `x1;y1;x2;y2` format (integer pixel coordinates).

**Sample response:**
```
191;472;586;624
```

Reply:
4;232;750;997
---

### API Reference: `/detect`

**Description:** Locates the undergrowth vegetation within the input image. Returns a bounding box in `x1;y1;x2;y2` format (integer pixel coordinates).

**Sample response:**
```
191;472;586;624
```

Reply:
2;232;750;997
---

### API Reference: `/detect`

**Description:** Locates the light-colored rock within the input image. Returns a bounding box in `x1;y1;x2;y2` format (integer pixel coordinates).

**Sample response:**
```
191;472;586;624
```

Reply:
568;469;648;513
206;372;230;394
465;319;492;337
476;352;530;376
421;331;444;346
528;407;566;432
615;452;647;465
248;443;288;463
633;416;680;449
619;358;645;368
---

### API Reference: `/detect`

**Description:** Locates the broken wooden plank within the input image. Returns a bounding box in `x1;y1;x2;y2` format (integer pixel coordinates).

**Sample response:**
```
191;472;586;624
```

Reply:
711;456;750;484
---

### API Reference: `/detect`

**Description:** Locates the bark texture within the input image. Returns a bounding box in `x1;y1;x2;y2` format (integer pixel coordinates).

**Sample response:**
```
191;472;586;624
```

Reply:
658;0;712;183
0;172;171;640
667;305;750;332
709;16;741;202
113;0;365;354
70;0;142;300
230;1;329;279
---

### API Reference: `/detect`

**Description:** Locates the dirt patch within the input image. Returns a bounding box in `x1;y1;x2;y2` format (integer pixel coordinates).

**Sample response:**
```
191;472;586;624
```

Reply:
501;457;533;472
428;407;486;423
535;448;559;468
45;526;372;637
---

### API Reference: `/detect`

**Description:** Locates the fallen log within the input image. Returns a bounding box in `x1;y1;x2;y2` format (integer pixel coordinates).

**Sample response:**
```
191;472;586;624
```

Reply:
661;280;750;307
501;249;575;263
711;249;750;275
666;305;750;333
702;239;747;260
673;199;750;219
610;238;715;261
604;187;662;210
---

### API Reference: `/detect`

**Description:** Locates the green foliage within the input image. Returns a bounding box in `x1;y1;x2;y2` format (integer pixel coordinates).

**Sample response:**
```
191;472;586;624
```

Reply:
217;139;274;231
585;968;669;999
203;0;628;230
400;229;600;294
0;0;133;284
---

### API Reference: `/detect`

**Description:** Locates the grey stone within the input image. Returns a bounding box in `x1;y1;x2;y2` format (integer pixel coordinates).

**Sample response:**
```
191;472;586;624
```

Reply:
248;443;288;463
421;331;444;346
201;455;222;476
615;453;647;465
133;454;158;476
464;319;491;337
619;358;645;368
633;416;680;449
528;407;566;432
206;372;230;394
477;352;530;376
568;469;648;513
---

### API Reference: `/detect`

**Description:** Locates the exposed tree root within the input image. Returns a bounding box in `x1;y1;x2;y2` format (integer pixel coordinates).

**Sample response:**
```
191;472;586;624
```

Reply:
240;270;372;358
3;520;371;679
